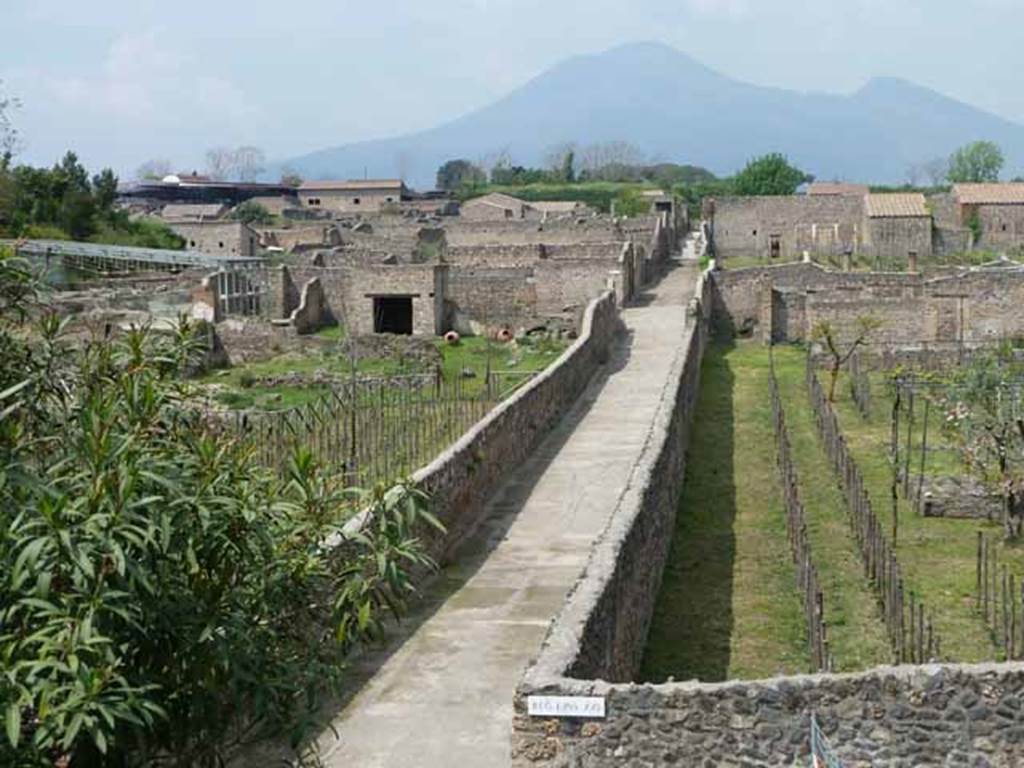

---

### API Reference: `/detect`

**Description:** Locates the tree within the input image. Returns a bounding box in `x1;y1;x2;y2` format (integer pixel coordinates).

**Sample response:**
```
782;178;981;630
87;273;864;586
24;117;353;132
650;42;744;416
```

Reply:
812;316;883;403
135;159;172;181
233;145;265;182
280;167;303;187
542;143;578;181
205;146;233;181
732;153;810;196
435;159;485;191
947;141;1004;183
92;168;118;215
0;79;21;168
231;200;273;225
923;157;950;187
938;346;1024;539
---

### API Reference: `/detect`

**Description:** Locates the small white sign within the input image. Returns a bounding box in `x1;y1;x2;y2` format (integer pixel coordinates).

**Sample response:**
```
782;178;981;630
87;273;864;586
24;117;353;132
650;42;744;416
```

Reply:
527;695;606;719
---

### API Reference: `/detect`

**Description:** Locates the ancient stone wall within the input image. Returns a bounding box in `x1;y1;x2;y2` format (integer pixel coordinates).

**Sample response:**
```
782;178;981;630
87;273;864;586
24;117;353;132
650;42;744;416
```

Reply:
444;219;625;247
514;661;1024;766
711;263;1024;348
863;216;933;260
444;242;625;266
972;204;1024;251
447;266;538;331
711;196;862;261
168;221;258;257
339;291;623;567
288;277;327;334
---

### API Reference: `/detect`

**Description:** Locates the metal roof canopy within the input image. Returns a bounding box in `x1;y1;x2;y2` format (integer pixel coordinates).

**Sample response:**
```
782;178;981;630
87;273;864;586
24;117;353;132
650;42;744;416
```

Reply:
11;239;265;270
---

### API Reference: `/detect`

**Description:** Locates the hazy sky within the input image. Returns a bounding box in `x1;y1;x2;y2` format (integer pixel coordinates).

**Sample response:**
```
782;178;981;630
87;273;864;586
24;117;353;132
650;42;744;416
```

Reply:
3;0;1022;177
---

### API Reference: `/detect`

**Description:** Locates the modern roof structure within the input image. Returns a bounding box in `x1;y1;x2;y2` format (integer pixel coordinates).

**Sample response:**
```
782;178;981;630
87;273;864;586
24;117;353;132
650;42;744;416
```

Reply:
865;193;929;218
953;183;1024;205
298;179;406;192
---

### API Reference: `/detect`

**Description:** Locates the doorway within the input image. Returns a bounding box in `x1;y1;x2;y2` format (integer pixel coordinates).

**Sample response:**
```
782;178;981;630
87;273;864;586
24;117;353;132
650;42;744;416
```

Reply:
769;235;781;260
373;296;414;334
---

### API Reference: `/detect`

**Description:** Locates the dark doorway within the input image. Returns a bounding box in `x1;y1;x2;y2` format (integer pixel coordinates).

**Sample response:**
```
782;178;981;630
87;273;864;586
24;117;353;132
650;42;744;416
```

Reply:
373;296;414;334
769;234;781;259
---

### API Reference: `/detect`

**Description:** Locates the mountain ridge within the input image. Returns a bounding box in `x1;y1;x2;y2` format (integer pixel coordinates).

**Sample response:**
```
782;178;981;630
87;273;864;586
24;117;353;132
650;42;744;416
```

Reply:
278;41;1024;188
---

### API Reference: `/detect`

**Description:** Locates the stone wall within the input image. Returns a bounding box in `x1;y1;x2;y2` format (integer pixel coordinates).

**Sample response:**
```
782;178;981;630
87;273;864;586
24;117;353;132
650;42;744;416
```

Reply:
510;265;1024;767
514;661;1024;766
444;242;625;266
445;219;626;247
711;196;862;261
864;216;933;260
288;277;327;334
972;204;1024;251
711;262;1024;348
339;291;623;567
447;266;538;332
168;221;258;257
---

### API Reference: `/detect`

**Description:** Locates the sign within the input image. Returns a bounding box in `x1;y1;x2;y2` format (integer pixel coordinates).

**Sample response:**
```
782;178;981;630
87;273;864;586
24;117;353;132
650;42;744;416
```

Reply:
526;695;606;719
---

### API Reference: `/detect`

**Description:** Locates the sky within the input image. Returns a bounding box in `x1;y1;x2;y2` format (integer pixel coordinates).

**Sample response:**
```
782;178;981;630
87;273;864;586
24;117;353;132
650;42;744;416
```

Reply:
2;0;1023;178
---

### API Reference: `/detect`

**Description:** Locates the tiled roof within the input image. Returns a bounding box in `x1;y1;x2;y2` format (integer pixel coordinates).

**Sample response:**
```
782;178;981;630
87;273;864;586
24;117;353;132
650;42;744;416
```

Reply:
298;179;404;191
808;182;871;197
953;183;1024;205
865;193;929;218
161;203;227;220
463;192;525;209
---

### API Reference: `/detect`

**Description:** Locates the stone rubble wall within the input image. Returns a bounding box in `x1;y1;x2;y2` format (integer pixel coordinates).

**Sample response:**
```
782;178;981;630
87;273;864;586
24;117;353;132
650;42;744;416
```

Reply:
409;290;624;563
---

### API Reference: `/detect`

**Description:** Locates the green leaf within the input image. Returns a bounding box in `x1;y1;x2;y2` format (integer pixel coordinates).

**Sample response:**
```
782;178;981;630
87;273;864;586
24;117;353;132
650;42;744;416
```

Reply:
5;704;20;748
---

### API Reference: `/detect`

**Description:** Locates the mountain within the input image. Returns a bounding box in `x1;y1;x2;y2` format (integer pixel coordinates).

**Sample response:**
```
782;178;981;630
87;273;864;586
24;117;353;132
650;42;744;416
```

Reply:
278;42;1024;189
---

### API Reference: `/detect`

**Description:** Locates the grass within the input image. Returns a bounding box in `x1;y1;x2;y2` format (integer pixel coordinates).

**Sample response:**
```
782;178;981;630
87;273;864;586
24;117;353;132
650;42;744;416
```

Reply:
772;347;892;670
202;333;569;411
826;367;1017;662
641;340;809;682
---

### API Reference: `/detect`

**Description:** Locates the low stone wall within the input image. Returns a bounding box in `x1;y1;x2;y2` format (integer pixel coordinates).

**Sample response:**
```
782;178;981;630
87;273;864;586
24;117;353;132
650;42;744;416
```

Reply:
408;290;623;563
510;268;712;761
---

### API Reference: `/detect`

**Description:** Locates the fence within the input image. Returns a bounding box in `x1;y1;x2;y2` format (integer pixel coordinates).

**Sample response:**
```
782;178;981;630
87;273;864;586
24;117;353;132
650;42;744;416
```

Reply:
806;354;942;663
769;349;833;672
976;533;1023;660
848;351;871;420
229;370;532;487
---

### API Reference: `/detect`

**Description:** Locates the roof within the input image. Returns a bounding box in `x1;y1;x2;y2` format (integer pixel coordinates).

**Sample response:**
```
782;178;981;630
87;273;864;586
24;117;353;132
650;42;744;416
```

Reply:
953;183;1024;205
526;201;585;213
463;192;525;209
807;182;871;197
298;179;405;192
161;203;228;220
865;193;929;218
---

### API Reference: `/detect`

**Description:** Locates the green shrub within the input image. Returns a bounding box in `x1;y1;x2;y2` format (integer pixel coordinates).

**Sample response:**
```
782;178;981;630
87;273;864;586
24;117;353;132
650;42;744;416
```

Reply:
0;249;441;765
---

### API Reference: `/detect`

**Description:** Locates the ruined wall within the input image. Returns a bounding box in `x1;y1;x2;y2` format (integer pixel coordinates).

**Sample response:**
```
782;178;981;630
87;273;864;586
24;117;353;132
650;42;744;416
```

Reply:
168;221;258;257
711;196;863;261
346;291;623;566
444;242;625;267
534;261;616;316
288;277;327;334
972;204;1024;251
444;219;625;247
447;266;537;331
711;263;1024;347
863;216;933;259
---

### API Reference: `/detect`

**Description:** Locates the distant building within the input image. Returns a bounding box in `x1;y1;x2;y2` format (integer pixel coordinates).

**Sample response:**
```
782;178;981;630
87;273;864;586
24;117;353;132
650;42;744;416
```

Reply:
168;220;259;257
807;182;871;197
863;193;932;260
952;184;1024;249
160;203;228;221
120;178;298;208
459;192;529;221
297;180;409;214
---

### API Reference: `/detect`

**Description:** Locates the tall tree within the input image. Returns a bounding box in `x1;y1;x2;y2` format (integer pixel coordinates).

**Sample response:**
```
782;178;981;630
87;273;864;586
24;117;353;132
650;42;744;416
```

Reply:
233;145;266;182
435;159;485;191
947;141;1004;183
732;153;811;196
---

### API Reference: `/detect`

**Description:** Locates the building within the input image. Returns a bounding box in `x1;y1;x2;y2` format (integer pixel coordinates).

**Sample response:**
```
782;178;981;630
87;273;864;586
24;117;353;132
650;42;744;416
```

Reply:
863;193;932;260
160;203;228;221
168;221;259;257
297;180;409;214
709;195;862;261
807;182;871;197
119;178;298;208
952;184;1024;250
460;192;530;221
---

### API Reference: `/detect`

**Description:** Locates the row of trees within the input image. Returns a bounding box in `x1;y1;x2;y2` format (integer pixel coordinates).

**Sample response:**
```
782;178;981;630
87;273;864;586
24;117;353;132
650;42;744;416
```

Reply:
0;249;441;765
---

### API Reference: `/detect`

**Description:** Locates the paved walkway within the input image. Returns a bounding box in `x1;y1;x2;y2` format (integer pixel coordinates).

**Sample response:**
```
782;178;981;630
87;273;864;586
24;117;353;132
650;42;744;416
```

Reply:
316;258;697;767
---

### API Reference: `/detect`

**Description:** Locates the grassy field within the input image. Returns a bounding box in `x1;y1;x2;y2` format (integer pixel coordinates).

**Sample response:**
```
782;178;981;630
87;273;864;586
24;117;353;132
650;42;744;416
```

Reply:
641;341;809;682
202;335;567;411
772;347;892;670
826;367;1017;661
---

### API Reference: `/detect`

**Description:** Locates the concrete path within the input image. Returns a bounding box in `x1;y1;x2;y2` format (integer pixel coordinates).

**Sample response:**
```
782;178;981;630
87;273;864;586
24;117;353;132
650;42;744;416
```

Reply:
316;258;698;768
